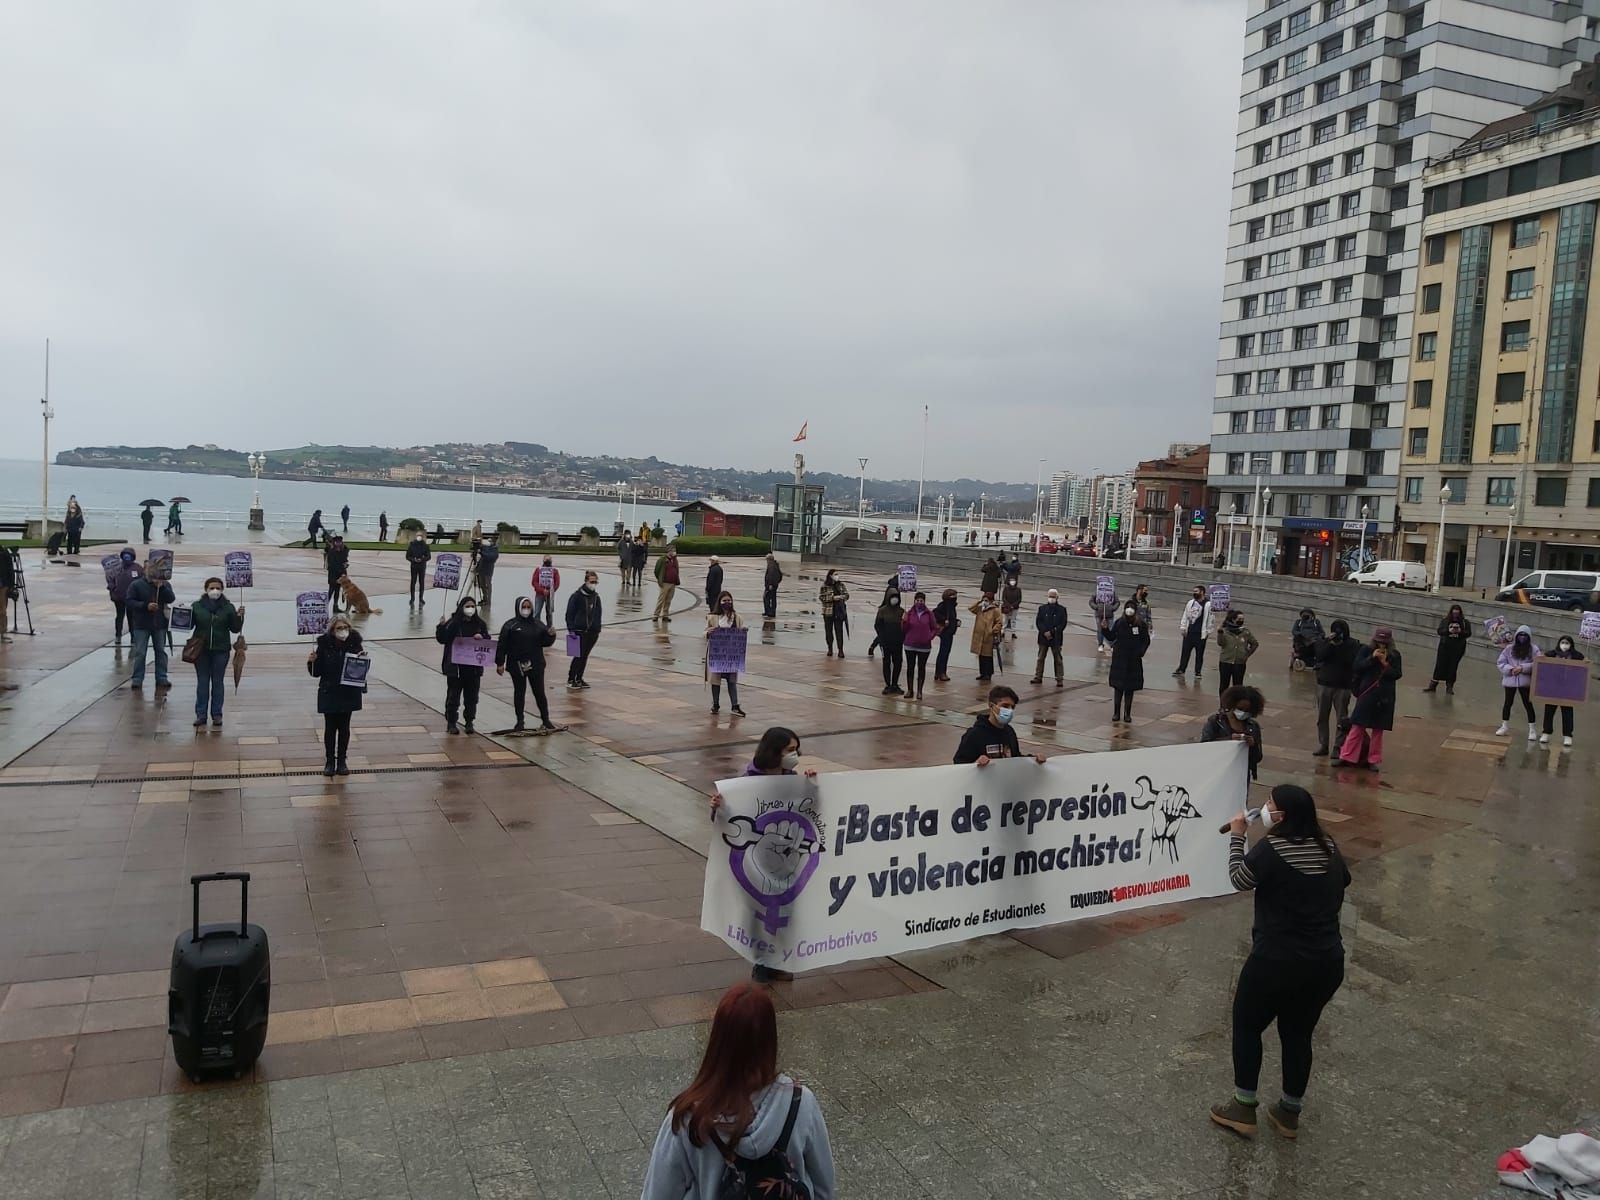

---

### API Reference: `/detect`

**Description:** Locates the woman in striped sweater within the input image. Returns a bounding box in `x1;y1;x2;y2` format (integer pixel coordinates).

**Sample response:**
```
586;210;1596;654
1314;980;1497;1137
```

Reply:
1210;784;1350;1142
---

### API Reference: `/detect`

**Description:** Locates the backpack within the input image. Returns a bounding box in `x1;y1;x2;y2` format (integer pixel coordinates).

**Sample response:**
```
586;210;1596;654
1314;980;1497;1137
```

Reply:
709;1088;810;1200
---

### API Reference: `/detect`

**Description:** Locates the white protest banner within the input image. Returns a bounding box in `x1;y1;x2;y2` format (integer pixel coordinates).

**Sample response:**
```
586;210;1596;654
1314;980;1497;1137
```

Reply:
296;592;330;636
224;551;253;589
1580;611;1600;644
702;741;1245;972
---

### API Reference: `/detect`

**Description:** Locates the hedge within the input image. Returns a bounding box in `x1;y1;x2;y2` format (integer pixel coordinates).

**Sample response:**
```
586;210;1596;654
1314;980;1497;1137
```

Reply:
672;536;771;557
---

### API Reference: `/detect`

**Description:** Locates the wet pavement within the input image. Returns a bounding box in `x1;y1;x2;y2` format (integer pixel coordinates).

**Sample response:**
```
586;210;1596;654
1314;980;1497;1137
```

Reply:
0;540;1595;1197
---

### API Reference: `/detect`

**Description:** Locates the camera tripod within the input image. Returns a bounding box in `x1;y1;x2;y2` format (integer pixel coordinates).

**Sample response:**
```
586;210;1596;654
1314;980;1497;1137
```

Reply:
7;548;35;637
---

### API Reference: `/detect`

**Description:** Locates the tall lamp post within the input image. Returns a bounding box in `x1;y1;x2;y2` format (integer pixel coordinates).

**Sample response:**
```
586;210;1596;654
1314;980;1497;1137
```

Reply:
247;452;267;531
40;362;53;552
1501;494;1518;589
1356;503;1369;576
1170;503;1182;565
1224;503;1237;568
977;492;986;541
1255;487;1273;573
856;457;869;531
1032;459;1046;550
1432;482;1451;593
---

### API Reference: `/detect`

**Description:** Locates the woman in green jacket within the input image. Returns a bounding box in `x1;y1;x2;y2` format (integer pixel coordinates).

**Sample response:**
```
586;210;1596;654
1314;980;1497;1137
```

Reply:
190;576;244;728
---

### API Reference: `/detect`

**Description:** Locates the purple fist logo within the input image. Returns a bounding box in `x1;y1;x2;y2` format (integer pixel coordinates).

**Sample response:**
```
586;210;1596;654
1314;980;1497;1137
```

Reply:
723;809;822;934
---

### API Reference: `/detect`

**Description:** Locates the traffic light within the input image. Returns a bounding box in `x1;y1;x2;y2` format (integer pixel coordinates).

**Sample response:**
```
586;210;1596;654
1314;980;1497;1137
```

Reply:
1317;529;1331;543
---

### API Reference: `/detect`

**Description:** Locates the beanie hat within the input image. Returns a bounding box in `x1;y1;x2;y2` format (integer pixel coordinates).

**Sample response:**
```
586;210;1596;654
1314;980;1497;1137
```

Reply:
1373;627;1393;644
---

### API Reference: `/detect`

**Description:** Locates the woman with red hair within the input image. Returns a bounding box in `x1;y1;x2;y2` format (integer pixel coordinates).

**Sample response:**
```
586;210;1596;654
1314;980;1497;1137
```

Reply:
642;983;835;1198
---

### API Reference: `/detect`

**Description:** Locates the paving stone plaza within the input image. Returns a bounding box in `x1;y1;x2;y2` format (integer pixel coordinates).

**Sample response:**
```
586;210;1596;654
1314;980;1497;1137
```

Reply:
0;540;1595;1198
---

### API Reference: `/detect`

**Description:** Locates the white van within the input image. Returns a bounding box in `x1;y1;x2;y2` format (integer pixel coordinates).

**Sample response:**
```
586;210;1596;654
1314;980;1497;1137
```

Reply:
1347;559;1430;589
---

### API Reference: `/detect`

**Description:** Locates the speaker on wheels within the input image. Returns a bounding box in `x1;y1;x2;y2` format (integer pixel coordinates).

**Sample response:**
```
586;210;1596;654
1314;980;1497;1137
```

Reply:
168;872;270;1083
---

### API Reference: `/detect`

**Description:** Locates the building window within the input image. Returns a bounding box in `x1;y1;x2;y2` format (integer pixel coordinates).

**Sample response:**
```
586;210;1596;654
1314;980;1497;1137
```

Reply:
1417;332;1437;360
1376;358;1394;384
1316;450;1337;474
1320;403;1341;428
1506;268;1534;300
1302;243;1326;269
1371;402;1390;428
1403;5;1425;34
1334;233;1357;260
1364;450;1386;475
1288;7;1311;36
1400;52;1420;79
1242;295;1260;318
1425;235;1445;264
1354;19;1374;46
1405;477;1423;503
1421;283;1441;312
1286;493;1314;517
1535;476;1568;506
1268;250;1292;275
1325;362;1345;387
1333;276;1353;302
1236;334;1255;357
1252;179;1269;203
1413;379;1433;408
1535;202;1595;462
1349;63;1370;90
1250;452;1271;475
1259;101;1277;126
1264;23;1283;49
1319;34;1343;62
1379;315;1398;342
1325;0;1346;18
1272;209;1295;234
1259;370;1281;395
1490;424;1519;454
1390;185;1410;213
1245;257;1263;281
1312;159;1333;185
1347;106;1368;134
1279;129;1303;156
1226;452;1245;474
1589;478;1600;507
1287;405;1311;430
1340;192;1361;217
1261;329;1284;353
1291;366;1316;390
1316;76;1341;104
1283;451;1307;474
1344;149;1364;175
1326;493;1349;517
1399;97;1417;122
1298;283;1323;307
1306;200;1330;227
1328;319;1348;344
1262;63;1280;87
1275;169;1299;195
1396;140;1414;167
1230;411;1248;434
1282;88;1306;115
1407;428;1429;456
1233;372;1252;396
1486;478;1516;507
1247;217;1266;243
1502;321;1531;351
1255;141;1272;166
1265;289;1288;313
1511;218;1540;248
1312;118;1337;146
1286;49;1309;75
1294;325;1318;350
1496;371;1525;403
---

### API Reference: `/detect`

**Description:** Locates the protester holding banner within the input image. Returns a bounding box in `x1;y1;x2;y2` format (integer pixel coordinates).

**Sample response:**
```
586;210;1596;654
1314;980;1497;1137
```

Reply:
932;588;959;681
1108;601;1152;725
953;686;1046;764
1215;610;1260;697
873;592;906;695
532;556;561;624
436;597;491;733
1423;605;1471;695
565;571;603;689
1089;579;1119;654
1211;784;1349;1141
1201;685;1265;780
705;591;747;716
968;593;1004;682
107;548;142;644
308;614;362;776
901;592;940;701
125;568;176;690
819;570;849;657
188;577;244;728
641;983;836;1200
1031;588;1068;686
495;596;557;732
1539;635;1585;747
1494;625;1542;739
1336;628;1401;769
405;531;431;604
762;553;782;619
1175;586;1215;678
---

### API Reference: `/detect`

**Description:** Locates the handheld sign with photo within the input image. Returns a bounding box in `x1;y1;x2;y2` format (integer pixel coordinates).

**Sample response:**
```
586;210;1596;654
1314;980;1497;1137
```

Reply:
224;551;253;589
897;564;917;592
566;631;583;657
1484;615;1511;647
101;555;122;586
1532;656;1589;705
340;653;371;691
296;592;330;636
168;604;193;632
707;627;749;675
538;565;555;592
1580;611;1600;644
1207;583;1232;612
146;548;174;580
1094;575;1115;606
450;637;497;670
433;553;463;591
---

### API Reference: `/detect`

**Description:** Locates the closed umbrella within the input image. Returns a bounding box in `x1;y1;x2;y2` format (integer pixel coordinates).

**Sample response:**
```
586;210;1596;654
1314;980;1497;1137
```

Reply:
232;635;247;691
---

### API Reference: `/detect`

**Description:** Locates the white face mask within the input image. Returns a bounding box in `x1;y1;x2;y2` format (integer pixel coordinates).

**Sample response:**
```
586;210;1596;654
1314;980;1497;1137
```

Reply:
781;751;801;770
1559;641;1575;653
1232;708;1251;721
333;629;349;641
462;606;476;618
520;606;533;618
1260;806;1278;831
207;588;222;600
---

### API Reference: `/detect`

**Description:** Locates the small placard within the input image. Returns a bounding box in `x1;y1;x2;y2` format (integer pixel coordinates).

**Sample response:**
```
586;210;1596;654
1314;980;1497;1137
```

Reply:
224;551;253;589
537;565;556;591
340;652;371;691
1532;656;1589;705
433;553;463;590
101;555;122;585
1207;583;1232;612
566;631;583;657
296;592;330;636
1580;611;1600;644
1484;615;1512;647
707;627;749;675
896;564;917;592
450;637;496;669
146;548;174;580
1094;575;1115;606
168;604;193;632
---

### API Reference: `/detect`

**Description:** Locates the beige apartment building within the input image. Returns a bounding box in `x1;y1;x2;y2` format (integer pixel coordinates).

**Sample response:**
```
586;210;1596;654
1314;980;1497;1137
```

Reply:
1405;68;1600;588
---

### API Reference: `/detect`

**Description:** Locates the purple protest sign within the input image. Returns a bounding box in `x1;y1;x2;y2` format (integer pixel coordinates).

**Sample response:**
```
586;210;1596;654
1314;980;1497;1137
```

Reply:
566;631;582;657
1580;611;1600;644
1532;657;1589;705
224;551;253;589
707;627;748;675
296;592;330;636
1207;583;1232;612
896;564;917;592
433;553;462;590
101;555;122;585
450;637;496;669
1094;575;1115;606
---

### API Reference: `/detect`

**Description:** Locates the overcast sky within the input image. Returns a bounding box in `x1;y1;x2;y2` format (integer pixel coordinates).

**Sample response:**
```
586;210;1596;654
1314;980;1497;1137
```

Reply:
1;1;1243;485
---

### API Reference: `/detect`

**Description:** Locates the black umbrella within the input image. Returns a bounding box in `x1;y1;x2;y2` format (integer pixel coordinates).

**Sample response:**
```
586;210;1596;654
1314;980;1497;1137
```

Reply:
169;496;192;504
138;498;163;506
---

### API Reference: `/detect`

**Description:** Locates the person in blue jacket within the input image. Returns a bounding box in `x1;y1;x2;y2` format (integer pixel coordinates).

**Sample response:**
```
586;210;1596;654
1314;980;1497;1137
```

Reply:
565;569;603;689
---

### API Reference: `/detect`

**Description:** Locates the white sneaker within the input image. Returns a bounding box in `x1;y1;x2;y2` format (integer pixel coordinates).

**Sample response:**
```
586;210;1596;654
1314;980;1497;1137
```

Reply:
1539;732;1550;744
1494;722;1509;736
1527;725;1538;741
1563;736;1573;748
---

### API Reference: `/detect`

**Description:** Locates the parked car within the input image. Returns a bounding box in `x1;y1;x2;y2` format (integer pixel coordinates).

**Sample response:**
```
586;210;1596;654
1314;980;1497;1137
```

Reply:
1035;536;1061;554
1347;559;1430;589
1496;570;1600;612
1069;543;1098;557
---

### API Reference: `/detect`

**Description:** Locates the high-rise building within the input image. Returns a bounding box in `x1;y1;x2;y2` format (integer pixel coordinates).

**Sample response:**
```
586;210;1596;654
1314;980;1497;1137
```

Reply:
1045;471;1093;528
1089;472;1136;547
1209;0;1600;578
1405;66;1600;587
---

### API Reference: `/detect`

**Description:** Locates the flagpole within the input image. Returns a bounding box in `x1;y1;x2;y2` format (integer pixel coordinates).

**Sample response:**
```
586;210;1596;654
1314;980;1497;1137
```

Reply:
915;404;928;541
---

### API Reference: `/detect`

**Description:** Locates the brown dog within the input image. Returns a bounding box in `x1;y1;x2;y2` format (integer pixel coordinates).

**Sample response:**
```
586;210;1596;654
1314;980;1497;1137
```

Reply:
335;575;382;616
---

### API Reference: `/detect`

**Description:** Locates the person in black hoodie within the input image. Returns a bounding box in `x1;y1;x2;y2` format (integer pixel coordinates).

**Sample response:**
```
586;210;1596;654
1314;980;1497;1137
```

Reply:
495;596;556;731
1422;605;1471;694
762;553;783;619
405;530;431;605
324;534;349;610
1310;619;1357;757
874;592;906;694
932;588;960;682
952;686;1047;764
305;509;324;549
436;596;490;733
308;614;363;776
704;557;724;612
565;570;603;688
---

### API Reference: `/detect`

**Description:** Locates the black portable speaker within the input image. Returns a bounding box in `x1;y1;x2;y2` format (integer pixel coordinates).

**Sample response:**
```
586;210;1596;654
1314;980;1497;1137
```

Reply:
168;872;271;1082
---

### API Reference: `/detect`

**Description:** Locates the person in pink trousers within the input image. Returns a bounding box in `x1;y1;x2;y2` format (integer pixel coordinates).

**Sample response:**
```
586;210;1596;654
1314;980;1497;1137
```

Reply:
1334;628;1401;771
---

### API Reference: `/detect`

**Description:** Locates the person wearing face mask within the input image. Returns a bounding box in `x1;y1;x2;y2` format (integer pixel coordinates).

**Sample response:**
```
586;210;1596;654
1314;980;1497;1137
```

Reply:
1211;785;1349;1142
953;686;1048;765
704;556;724;613
1423;605;1471;694
968;592;1005;683
932;589;960;682
532;556;561;624
1335;628;1401;770
565;571;603;689
1309;619;1356;757
1494;624;1543;739
1000;575;1023;640
495;596;557;732
1215;610;1260;698
867;572;898;658
189;577;244;729
1031;589;1068;686
125;563;177;690
1201;685;1265;780
323;535;349;611
874;590;907;695
762;553;783;619
1540;635;1584;748
405;530;431;605
818;570;849;656
1108;601;1152;726
308;615;363;776
705;591;747;715
1174;587;1215;679
107;547;143;644
1088;582;1120;654
436;596;491;733
901;592;941;701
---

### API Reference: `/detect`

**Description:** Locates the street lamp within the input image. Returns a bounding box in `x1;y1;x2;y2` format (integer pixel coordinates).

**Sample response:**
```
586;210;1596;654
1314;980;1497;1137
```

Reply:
1256;487;1273;573
978;492;986;541
1171;503;1182;565
1225;503;1237;568
246;452;267;532
1501;494;1518;590
1357;503;1369;575
1432;482;1451;593
856;457;869;530
1033;459;1046;550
